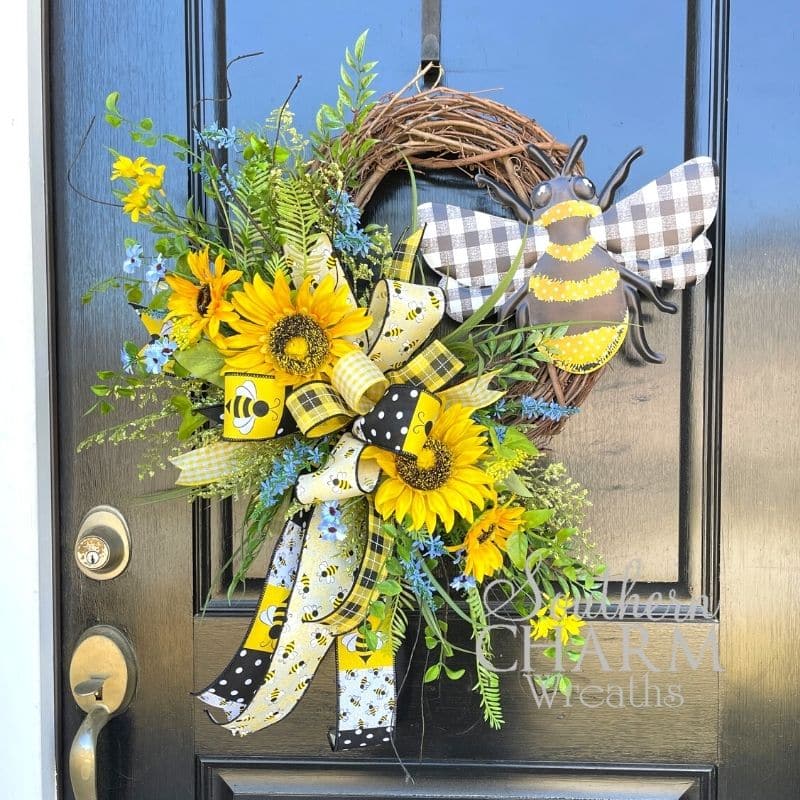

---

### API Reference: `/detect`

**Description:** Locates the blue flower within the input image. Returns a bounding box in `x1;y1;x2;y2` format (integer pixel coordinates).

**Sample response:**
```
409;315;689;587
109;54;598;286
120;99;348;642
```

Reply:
450;573;477;593
318;500;346;542
197;122;237;150
141;336;177;374
122;242;143;274
333;228;371;258
449;548;465;567
145;254;167;292
259;439;328;509
120;347;138;375
413;534;446;559
217;163;238;199
400;554;434;603
494;424;508;444
327;188;362;231
520;395;580;422
491;398;508;419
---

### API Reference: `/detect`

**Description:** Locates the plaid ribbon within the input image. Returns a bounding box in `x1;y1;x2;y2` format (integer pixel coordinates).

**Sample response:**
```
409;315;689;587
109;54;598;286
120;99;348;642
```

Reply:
318;498;390;634
383;227;425;282
286;382;354;437
386;339;463;391
170;441;250;486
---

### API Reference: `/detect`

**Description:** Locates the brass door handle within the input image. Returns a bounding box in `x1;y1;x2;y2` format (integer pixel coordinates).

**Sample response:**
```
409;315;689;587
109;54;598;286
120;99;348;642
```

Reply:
69;626;137;800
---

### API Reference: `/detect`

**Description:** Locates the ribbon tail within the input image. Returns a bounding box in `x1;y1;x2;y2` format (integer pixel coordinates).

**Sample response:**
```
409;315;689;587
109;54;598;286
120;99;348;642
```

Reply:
438;370;506;410
222;500;366;736
316;497;391;635
170;441;251;486
194;508;312;723
330;612;397;751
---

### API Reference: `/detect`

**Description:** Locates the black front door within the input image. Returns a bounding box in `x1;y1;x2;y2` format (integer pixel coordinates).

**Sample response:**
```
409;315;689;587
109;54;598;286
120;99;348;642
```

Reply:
50;1;800;797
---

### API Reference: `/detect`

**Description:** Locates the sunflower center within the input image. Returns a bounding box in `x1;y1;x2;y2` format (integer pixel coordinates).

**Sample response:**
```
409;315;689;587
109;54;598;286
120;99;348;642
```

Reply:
395;439;452;490
196;283;212;316
269;314;329;376
477;523;496;544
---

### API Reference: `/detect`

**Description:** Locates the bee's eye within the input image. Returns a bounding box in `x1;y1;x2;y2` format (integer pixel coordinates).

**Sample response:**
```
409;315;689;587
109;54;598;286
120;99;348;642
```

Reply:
531;182;552;208
572;176;595;200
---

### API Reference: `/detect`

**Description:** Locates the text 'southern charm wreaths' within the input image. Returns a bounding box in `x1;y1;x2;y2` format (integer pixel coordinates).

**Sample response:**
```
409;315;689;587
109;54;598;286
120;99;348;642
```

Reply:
81;35;718;752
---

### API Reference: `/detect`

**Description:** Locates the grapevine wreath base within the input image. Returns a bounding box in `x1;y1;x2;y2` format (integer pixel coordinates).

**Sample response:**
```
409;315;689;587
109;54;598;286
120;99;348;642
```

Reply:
343;83;606;446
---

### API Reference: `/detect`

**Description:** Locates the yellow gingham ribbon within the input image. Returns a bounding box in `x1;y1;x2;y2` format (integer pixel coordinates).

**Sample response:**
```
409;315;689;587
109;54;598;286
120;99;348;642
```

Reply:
386;340;464;392
286;382;353;438
383;227;424;282
170;441;251;486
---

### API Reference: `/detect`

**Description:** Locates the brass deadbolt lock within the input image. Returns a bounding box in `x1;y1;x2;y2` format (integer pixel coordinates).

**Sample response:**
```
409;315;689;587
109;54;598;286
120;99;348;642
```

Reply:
74;506;130;580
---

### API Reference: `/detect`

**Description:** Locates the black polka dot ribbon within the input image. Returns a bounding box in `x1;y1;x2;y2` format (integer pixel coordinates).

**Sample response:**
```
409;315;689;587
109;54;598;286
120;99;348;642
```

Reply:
352;384;442;459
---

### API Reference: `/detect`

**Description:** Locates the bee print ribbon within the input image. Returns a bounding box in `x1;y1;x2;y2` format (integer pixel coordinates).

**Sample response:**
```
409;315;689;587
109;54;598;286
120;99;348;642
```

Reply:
201;500;365;737
331;612;396;751
195;508;311;721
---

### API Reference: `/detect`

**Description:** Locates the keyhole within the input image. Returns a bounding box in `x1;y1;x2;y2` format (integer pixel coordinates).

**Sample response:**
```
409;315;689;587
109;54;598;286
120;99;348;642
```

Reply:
86;550;101;566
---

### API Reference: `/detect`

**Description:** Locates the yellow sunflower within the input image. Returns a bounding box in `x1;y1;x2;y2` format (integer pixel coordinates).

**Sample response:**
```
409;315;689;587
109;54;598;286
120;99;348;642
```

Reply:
368;403;494;533
221;271;371;386
165;247;242;345
458;504;525;583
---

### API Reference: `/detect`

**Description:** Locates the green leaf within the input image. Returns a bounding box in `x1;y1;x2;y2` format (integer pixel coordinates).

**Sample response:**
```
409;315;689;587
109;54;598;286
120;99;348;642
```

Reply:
273;145;290;164
96;370;115;380
506;530;528;570
423;663;441;683
104;114;122;128
444;666;465;680
369;600;386;619
523;508;554;529
171;339;224;387
363;628;379;651
375;579;402;596
502;471;533;497
354;29;368;61
384;557;403;576
555;526;577;543
340;64;354;89
139;117;153;131
149;289;171;311
105;91;120;114
125;284;143;304
90;384;110;397
177;410;205;440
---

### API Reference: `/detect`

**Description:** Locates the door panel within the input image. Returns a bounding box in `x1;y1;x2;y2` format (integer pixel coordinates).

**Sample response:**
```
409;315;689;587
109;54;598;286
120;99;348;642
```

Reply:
50;0;798;797
199;761;713;800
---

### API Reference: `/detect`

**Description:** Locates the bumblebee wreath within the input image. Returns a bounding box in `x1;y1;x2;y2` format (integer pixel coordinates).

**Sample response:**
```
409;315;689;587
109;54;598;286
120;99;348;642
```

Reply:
80;32;717;750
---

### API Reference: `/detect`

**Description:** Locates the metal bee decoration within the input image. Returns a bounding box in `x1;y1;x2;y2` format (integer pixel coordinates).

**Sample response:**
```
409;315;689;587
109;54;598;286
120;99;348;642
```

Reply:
418;136;719;373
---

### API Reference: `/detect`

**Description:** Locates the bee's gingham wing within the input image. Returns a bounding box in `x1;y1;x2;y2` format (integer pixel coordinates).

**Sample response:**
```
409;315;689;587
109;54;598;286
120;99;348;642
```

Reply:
622;235;713;290
417;202;547;321
591;157;718;281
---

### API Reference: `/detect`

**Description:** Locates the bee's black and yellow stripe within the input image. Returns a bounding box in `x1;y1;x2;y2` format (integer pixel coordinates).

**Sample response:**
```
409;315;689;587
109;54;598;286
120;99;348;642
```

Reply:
531;202;628;374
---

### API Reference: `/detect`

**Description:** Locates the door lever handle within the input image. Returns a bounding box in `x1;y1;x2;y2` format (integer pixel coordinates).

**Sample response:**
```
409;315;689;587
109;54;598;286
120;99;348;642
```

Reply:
69;704;111;800
68;626;137;800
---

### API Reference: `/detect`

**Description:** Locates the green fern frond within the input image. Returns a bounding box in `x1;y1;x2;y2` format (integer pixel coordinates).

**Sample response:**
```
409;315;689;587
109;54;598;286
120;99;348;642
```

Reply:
389;584;415;654
273;177;321;273
467;587;505;729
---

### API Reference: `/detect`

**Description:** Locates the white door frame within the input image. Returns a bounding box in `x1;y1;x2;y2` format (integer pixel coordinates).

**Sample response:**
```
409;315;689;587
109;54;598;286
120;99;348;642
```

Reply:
0;1;57;797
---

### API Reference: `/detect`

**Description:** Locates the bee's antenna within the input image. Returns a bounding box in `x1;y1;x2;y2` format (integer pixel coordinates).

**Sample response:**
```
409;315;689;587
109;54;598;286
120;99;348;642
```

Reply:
562;135;588;175
598;146;645;210
524;143;559;179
